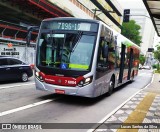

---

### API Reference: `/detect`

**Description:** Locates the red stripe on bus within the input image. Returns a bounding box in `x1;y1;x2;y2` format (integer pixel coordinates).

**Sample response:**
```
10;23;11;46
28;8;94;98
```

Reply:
39;72;84;86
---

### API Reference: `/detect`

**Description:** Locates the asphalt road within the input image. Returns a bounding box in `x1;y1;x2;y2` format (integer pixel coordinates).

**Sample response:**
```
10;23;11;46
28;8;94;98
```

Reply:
0;69;153;132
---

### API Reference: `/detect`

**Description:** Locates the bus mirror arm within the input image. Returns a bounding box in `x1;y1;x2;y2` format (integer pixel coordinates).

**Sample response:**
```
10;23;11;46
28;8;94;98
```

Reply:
26;30;32;46
26;26;39;46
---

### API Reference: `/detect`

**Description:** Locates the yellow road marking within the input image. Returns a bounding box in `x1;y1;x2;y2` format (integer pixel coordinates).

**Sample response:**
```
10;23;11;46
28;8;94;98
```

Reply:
117;92;157;132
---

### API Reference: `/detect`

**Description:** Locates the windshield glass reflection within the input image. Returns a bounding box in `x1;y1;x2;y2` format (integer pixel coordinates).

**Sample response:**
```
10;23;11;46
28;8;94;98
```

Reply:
37;30;95;71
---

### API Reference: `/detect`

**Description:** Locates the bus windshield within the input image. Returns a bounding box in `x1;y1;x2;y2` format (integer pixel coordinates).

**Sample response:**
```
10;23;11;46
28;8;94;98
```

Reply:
37;30;95;71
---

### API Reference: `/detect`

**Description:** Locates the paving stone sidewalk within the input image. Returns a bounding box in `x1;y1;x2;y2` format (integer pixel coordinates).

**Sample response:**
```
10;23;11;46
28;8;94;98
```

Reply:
95;73;160;132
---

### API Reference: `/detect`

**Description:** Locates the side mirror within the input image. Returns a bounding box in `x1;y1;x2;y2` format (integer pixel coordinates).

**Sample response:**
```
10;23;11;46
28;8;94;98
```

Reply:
26;26;39;46
26;30;32;46
102;44;108;58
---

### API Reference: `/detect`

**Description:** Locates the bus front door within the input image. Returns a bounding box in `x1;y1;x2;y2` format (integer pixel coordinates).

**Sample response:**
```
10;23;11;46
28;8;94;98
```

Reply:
119;44;126;83
127;48;133;80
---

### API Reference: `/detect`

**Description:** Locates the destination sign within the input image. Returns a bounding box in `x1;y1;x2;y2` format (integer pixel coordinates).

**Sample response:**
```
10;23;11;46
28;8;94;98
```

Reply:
41;21;98;32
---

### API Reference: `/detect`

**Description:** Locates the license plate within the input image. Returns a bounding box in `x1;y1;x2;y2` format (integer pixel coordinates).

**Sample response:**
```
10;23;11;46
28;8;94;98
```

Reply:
55;89;65;94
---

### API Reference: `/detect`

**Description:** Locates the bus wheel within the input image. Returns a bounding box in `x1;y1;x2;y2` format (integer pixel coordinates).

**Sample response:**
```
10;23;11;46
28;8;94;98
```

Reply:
108;78;114;96
130;72;134;82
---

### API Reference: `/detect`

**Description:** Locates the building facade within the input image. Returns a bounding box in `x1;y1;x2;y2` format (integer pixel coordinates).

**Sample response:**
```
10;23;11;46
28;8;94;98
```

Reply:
0;0;123;64
117;0;155;55
49;0;123;32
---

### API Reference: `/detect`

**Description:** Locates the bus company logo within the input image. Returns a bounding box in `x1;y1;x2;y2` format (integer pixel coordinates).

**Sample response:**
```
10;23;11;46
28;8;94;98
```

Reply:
45;78;55;82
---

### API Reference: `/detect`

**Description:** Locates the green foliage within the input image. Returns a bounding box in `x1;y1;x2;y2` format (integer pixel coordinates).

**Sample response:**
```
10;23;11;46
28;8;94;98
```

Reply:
154;44;160;63
139;54;146;66
152;63;160;70
157;64;160;71
121;20;142;46
152;64;157;69
154;44;160;71
154;70;160;74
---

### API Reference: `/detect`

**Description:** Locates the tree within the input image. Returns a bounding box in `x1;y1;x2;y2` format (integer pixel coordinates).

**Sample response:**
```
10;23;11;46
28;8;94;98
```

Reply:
121;20;142;46
154;44;160;71
139;54;146;66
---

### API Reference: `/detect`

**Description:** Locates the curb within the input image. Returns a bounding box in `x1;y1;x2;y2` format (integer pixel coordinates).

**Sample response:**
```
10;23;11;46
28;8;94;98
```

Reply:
87;73;154;132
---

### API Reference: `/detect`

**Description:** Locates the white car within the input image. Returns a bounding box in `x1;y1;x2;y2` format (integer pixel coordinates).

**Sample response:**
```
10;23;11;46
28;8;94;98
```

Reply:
139;64;143;69
142;65;151;70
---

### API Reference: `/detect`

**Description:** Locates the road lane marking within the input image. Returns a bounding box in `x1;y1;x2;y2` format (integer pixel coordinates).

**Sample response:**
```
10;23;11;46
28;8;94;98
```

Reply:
87;73;154;132
151;73;154;83
138;73;145;76
138;72;152;77
0;99;53;117
117;93;156;132
0;83;35;90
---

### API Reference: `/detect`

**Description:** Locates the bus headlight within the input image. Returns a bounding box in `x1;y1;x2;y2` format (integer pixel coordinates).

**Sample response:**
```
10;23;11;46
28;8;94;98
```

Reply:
77;76;93;87
35;71;44;82
35;71;39;77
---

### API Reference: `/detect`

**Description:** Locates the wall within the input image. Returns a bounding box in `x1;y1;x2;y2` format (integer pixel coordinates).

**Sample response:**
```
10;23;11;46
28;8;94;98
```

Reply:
49;0;122;32
0;44;35;64
117;0;155;55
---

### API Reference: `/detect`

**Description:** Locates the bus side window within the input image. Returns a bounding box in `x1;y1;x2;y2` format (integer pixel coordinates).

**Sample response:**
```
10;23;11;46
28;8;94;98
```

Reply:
97;38;108;67
116;46;121;68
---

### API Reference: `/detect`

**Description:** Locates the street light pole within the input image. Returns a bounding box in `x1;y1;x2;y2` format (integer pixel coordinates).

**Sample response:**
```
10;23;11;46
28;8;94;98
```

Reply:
92;8;115;19
92;8;101;19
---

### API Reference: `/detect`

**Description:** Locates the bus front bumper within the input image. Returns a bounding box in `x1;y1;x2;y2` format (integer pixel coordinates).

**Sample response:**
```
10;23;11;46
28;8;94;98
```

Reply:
35;78;94;98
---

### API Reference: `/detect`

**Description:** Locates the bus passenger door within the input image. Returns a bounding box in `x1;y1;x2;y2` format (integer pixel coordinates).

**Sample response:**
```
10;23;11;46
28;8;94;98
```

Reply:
95;39;109;96
119;44;126;83
127;48;133;80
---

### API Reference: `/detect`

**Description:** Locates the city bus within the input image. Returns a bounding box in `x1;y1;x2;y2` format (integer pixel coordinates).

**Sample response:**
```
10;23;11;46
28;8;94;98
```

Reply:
27;17;140;98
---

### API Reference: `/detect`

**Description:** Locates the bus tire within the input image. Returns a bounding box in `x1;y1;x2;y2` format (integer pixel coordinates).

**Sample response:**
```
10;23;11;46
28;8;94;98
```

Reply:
108;77;115;96
130;71;134;82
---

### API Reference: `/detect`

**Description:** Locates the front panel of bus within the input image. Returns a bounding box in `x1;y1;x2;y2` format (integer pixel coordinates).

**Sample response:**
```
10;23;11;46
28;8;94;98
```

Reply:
34;19;99;97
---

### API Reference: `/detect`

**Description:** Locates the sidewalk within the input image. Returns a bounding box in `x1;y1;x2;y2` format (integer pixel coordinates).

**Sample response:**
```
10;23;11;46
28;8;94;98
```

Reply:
95;73;160;132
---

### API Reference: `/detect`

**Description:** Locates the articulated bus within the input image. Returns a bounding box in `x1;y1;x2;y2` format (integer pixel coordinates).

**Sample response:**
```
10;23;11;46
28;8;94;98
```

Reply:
27;17;140;98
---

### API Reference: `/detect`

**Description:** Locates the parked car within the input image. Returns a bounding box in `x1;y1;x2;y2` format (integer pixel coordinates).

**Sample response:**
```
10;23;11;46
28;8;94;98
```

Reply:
142;65;151;70
139;64;143;69
0;56;33;82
